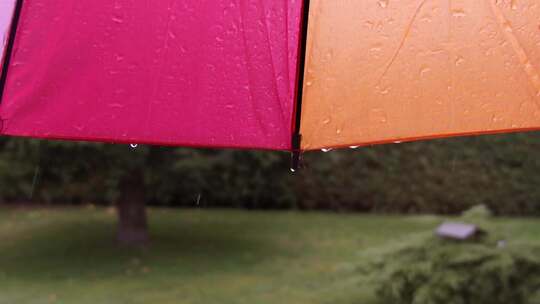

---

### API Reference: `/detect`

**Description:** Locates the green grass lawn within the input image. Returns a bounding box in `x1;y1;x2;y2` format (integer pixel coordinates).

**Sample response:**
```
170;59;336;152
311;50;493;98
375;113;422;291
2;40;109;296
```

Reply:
0;207;538;304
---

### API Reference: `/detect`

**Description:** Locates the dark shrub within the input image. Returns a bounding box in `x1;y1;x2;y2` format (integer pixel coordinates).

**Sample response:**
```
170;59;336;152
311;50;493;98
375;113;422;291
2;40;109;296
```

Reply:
371;217;540;304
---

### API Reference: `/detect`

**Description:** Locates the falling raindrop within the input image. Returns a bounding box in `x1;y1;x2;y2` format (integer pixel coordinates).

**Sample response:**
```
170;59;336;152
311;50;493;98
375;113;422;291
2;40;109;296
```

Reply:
29;165;41;199
130;144;138;149
290;168;296;173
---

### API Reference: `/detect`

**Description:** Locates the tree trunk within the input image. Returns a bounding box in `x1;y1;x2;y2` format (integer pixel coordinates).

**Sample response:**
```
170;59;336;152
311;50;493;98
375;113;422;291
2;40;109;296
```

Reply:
116;168;149;247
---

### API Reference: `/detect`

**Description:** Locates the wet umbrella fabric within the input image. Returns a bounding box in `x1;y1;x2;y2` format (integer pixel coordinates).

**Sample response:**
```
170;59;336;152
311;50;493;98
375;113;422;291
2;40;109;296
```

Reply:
1;0;540;153
0;0;303;150
299;0;540;150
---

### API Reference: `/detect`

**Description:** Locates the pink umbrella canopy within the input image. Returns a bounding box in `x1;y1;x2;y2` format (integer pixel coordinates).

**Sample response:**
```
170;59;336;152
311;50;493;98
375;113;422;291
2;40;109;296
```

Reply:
0;0;303;150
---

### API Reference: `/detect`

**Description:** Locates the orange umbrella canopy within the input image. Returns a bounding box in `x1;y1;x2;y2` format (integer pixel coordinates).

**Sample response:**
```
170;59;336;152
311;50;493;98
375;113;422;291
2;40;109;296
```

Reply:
299;0;540;150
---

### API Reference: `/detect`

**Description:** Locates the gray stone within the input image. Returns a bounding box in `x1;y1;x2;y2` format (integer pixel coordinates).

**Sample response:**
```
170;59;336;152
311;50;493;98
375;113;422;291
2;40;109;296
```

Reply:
436;222;480;240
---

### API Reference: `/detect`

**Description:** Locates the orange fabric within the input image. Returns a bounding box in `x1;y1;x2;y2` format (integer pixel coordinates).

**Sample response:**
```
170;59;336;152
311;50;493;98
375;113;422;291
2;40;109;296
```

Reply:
300;0;540;150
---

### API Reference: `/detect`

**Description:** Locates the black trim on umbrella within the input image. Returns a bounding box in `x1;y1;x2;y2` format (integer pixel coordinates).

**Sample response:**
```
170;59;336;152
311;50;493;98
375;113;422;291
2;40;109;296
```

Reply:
291;0;311;172
0;0;24;106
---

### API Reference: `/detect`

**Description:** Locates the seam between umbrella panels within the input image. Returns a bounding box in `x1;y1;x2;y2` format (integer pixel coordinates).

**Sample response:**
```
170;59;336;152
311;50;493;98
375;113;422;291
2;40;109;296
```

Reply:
292;0;311;150
291;0;311;168
0;0;24;134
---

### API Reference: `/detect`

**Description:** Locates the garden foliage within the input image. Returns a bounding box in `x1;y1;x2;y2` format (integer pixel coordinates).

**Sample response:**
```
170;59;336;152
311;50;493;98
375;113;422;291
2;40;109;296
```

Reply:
2;131;540;215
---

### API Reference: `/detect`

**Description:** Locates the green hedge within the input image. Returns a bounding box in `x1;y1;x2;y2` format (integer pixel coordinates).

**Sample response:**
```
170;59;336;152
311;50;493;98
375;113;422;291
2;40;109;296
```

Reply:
370;209;540;304
372;238;540;304
2;131;540;215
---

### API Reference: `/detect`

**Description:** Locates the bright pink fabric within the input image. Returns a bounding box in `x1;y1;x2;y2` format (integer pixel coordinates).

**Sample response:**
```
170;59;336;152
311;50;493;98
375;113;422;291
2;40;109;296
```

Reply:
0;0;302;150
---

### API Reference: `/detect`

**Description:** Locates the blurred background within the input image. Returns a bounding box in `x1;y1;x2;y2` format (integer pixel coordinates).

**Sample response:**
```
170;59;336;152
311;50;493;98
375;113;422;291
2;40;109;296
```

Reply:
1;132;540;304
3;131;540;215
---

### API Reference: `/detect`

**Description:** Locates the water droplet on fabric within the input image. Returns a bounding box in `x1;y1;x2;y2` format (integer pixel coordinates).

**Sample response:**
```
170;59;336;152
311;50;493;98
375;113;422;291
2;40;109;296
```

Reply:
511;0;518;10
112;16;124;24
420;67;431;77
452;9;466;17
455;56;465;66
376;85;390;95
377;0;389;8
